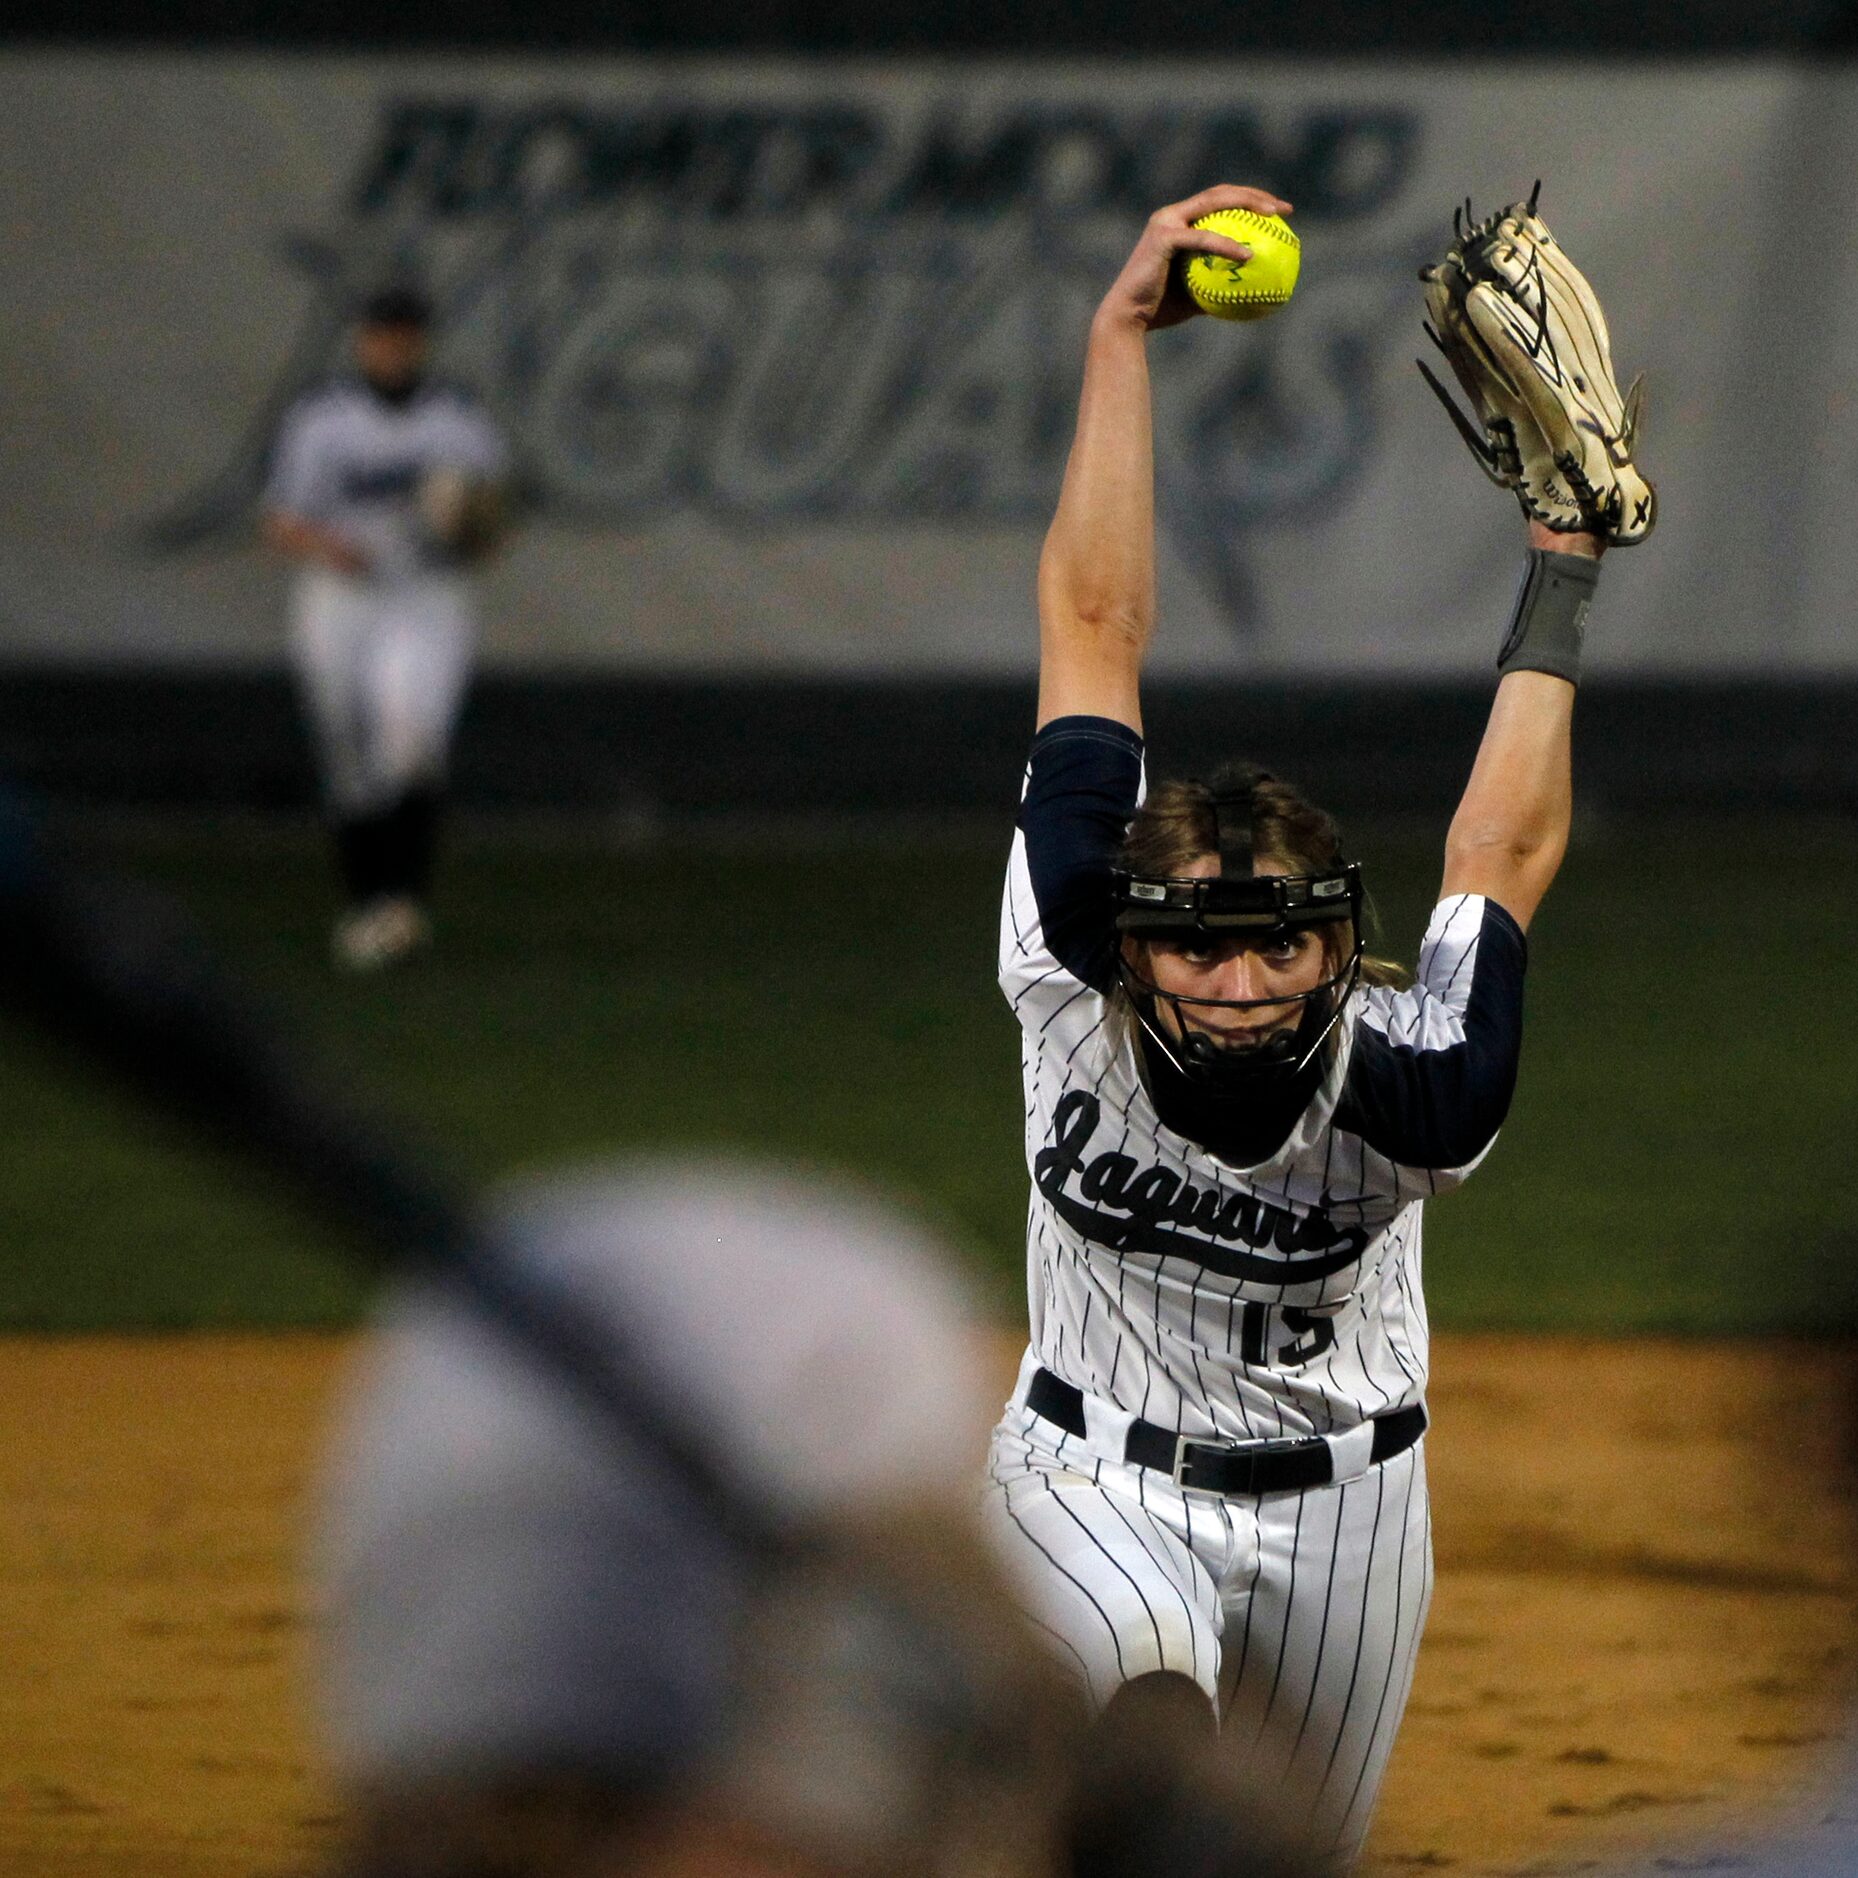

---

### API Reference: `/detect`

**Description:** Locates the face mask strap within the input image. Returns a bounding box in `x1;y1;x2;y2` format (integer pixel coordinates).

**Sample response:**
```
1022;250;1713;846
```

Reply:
1205;777;1259;883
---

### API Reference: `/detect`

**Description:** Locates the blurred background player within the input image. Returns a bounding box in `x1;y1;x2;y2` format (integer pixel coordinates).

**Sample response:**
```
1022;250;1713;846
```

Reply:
262;286;510;971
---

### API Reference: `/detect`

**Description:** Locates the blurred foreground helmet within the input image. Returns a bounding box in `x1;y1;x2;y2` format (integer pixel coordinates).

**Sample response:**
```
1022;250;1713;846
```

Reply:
315;1160;1081;1877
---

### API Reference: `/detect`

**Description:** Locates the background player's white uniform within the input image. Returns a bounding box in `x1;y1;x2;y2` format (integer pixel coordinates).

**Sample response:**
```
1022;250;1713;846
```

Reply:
265;377;507;821
983;713;1527;1866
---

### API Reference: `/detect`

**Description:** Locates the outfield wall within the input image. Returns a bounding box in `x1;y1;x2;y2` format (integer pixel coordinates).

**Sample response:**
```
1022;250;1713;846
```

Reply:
5;53;1858;683
7;670;1855;818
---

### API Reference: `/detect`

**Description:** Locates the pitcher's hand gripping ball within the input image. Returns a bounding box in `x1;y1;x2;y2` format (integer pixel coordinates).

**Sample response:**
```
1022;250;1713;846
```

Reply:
1417;184;1655;545
1179;209;1301;320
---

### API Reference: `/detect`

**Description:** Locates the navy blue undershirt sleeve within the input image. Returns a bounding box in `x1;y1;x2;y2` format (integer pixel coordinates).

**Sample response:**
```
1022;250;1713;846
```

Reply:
1019;715;1145;997
1333;899;1528;1171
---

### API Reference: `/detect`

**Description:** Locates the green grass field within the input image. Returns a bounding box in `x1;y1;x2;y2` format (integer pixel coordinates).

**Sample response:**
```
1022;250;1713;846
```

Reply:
7;813;1857;1334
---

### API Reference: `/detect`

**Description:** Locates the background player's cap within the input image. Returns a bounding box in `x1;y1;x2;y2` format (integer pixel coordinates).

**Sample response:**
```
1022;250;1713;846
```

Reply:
313;1157;998;1785
356;283;433;329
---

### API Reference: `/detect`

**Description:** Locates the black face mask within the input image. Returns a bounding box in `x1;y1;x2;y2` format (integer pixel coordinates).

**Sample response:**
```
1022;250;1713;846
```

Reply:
1126;981;1344;1167
1112;769;1364;1164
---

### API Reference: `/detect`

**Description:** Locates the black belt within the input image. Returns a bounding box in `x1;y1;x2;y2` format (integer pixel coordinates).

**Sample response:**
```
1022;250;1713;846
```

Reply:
1026;1366;1427;1497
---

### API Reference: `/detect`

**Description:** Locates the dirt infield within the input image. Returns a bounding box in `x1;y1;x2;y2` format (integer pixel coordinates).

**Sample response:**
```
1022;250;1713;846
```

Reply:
0;1333;1853;1878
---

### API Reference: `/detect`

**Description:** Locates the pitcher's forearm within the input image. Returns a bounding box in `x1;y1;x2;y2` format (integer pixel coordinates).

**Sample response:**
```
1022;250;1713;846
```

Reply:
1442;670;1574;927
1036;315;1157;730
1438;518;1602;927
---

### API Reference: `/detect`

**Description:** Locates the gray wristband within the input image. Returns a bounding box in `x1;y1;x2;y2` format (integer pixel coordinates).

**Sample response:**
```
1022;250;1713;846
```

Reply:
1496;548;1600;685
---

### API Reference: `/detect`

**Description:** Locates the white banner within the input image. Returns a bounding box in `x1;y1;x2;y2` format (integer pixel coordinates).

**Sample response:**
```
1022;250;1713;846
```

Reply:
2;52;1853;675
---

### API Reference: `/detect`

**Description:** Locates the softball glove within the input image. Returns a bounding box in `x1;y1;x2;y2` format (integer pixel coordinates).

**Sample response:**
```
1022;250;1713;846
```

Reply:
1418;185;1654;545
417;467;507;566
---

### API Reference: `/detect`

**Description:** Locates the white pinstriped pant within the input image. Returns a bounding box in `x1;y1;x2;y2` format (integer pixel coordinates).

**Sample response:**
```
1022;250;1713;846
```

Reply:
982;1386;1432;1869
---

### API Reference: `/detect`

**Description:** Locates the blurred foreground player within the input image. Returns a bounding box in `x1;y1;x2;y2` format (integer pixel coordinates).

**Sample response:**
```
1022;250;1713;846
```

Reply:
262;287;509;971
317;1160;1074;1878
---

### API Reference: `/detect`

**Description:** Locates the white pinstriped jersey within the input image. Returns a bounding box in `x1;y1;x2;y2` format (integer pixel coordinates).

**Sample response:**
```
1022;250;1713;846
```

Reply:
265;379;507;585
1000;715;1527;1442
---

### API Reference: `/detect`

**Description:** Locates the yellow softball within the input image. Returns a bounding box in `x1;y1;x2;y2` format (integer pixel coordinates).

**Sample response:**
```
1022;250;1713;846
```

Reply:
1180;210;1301;322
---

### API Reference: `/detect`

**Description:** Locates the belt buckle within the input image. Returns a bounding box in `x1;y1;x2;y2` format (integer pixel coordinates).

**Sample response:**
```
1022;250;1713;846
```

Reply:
1171;1433;1245;1494
1170;1432;1318;1496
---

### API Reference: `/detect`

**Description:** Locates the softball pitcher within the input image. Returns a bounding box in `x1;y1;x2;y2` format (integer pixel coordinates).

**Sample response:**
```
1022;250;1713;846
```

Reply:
263;287;509;970
982;184;1653;1869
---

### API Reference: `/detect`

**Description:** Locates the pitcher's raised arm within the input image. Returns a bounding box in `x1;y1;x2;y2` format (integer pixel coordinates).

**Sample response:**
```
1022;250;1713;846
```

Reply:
1036;187;1291;733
